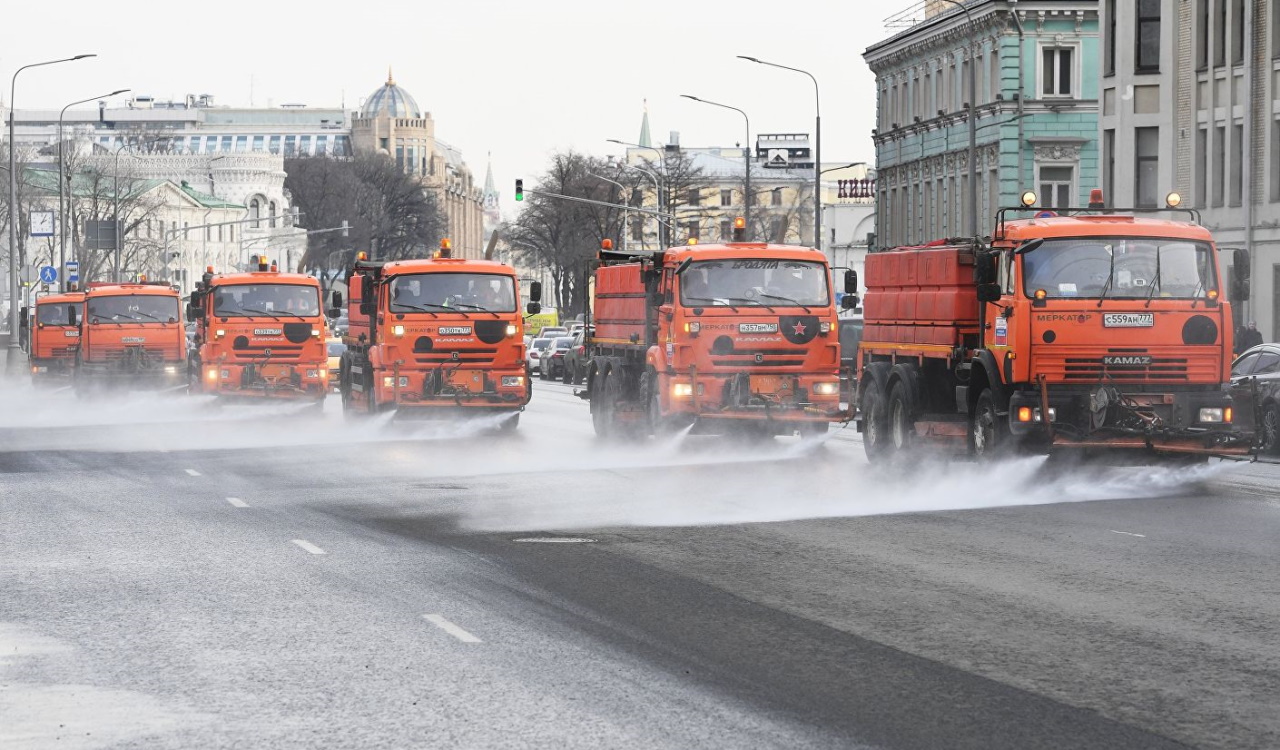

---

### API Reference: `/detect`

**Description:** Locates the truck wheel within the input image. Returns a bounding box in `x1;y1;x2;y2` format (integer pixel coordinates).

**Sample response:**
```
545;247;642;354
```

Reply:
971;389;1009;460
860;378;891;460
888;381;916;453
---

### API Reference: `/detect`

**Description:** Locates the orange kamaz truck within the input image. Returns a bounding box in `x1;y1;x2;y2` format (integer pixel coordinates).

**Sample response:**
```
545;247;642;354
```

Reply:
75;281;186;393
337;242;534;427
186;258;331;404
585;227;851;439
856;191;1249;461
26;291;84;383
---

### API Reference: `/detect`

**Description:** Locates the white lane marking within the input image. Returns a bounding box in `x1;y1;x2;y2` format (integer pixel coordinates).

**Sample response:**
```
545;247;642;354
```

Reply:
291;539;327;555
1110;530;1147;538
184;469;202;477
226;497;249;508
423;614;483;643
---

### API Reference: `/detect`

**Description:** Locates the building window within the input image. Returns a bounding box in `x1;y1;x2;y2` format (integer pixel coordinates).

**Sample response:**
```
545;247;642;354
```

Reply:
250;198;261;228
300;135;312;155
252;135;264;152
720;220;732;240
220;136;233;152
720;189;732;206
1274;0;1280;60
1212;126;1226;206
686;221;700;241
631;216;644;242
687;188;701;206
1197;128;1209;205
235;135;247;152
770;217;785;242
1105;0;1117;75
1136;0;1161;73
771;187;783;206
269;201;278;229
205;136;219;153
1230;123;1244;206
1040;46;1076;97
1215;0;1227;67
1196;0;1209;69
1103;129;1115;200
1038;166;1074;208
316;135;328;157
284;136;296;157
1135;127;1160;207
1232;0;1245;65
268;135;281;154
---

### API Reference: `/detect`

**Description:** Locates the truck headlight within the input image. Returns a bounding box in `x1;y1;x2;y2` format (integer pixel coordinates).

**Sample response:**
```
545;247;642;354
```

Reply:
383;376;395;387
1198;407;1230;423
205;368;218;382
501;376;524;387
506;324;518;336
819;321;832;334
684;321;700;334
214;329;225;338
672;382;694;398
164;365;178;374
392;325;405;337
812;381;840;396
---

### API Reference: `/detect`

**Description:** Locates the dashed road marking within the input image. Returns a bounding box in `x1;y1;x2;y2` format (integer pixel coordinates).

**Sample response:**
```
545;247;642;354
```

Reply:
291;539;327;555
1110;530;1146;538
226;497;249;508
184;469;202;477
423;614;482;643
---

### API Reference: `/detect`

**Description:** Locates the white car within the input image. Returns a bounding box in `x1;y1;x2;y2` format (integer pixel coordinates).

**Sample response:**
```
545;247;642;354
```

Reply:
526;337;553;371
537;327;568;341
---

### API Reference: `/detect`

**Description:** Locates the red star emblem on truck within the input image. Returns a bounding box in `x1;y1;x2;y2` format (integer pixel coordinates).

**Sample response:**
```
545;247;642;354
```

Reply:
792;321;807;336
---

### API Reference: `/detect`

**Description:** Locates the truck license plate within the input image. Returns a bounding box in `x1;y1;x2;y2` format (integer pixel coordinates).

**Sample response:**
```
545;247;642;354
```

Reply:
1103;313;1154;328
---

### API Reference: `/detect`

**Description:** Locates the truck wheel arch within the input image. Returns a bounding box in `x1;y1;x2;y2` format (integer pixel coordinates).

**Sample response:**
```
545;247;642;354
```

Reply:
968;350;1008;414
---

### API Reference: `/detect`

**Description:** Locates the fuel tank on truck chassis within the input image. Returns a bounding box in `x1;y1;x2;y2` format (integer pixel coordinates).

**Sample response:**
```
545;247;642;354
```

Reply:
856;197;1249;461
586;238;848;439
187;262;331;404
338;247;532;424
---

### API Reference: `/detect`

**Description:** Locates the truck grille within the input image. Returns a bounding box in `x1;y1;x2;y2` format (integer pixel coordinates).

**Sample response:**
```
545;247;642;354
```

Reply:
1033;348;1220;383
228;345;307;363
414;348;498;365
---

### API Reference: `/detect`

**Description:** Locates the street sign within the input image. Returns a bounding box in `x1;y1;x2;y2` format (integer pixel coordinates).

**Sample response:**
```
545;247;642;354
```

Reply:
65;261;79;285
38;266;57;284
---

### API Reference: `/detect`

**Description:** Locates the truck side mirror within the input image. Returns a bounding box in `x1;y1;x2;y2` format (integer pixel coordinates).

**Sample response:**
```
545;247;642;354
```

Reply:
1231;277;1251;302
1233;247;1250;279
974;250;997;285
529;281;542;303
327;307;341;319
526;301;542;316
185;303;198;323
331;290;344;309
841;294;860;310
359;275;374;316
19;307;27;327
976;283;1002;303
844;269;858;295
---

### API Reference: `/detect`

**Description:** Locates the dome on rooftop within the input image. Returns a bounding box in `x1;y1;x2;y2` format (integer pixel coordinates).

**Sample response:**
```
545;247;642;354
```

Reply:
361;68;421;119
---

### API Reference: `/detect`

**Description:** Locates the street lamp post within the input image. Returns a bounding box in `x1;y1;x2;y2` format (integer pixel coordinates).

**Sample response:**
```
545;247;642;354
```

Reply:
679;95;751;238
588;172;629;253
738;56;822;249
920;0;978;237
59;89;128;290
6;53;95;372
112;142;146;283
606;139;671;248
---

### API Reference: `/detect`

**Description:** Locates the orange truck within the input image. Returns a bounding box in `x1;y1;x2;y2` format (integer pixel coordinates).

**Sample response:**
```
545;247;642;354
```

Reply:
25;291;84;383
75;281;186;393
337;242;534;426
856;191;1249;461
186;258;331;404
586;228;851;439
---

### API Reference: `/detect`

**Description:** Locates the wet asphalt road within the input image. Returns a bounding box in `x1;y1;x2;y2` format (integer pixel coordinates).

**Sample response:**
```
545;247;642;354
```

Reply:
2;378;1279;749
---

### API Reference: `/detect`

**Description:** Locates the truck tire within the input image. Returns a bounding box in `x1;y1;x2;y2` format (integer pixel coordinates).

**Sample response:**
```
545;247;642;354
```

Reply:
888;380;916;453
971;388;1009;460
861;378;891;461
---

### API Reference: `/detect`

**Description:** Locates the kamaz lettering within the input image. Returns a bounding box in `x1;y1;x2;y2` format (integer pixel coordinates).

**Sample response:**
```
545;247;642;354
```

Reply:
1103;355;1153;366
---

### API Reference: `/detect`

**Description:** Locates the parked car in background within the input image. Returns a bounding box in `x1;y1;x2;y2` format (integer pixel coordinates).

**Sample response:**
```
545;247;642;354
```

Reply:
1229;343;1280;454
327;338;346;388
330;311;349;337
526;337;553;373
536;326;568;342
562;328;591;384
539;336;574;380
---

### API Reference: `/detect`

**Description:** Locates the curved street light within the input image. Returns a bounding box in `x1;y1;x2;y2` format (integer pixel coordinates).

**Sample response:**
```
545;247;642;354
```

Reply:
738;56;822;249
680;94;751;238
59;89;129;290
6;53;95;372
606;138;670;248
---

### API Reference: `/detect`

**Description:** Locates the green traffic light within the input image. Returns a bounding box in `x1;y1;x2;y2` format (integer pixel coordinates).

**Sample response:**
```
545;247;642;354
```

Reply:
515;179;523;201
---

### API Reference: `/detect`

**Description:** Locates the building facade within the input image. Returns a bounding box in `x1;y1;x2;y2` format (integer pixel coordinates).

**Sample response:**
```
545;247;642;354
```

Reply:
865;0;1100;248
1099;0;1278;340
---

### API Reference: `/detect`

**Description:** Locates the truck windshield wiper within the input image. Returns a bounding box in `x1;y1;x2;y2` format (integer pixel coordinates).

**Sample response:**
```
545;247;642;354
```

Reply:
391;302;444;317
239;307;306;319
1096;247;1118;307
684;295;738;311
127;310;162;322
1144;248;1161;308
444;301;500;317
758;293;811;312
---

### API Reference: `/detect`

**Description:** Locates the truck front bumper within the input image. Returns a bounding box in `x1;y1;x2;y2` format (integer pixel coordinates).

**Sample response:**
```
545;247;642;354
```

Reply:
203;363;328;400
377;368;530;410
672;371;844;423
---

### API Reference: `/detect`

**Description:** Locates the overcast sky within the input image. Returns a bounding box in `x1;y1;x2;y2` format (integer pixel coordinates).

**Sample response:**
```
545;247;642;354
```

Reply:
6;0;898;217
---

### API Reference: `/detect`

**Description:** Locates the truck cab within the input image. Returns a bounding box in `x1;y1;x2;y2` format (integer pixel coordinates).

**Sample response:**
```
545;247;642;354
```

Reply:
76;282;186;393
187;258;330;403
27;291;84;383
338;244;533;425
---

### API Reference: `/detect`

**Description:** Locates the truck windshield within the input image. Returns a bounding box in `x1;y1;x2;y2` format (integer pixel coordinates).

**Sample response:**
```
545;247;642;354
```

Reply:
389;273;516;313
88;295;179;323
37;303;78;325
1021;237;1218;299
213;284;319;316
680;259;830;307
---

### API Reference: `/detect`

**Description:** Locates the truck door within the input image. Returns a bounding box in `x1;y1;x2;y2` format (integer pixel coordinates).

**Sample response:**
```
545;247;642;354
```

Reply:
987;249;1018;381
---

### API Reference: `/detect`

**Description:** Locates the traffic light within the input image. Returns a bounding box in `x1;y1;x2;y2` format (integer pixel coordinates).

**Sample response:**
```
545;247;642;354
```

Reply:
515;179;524;202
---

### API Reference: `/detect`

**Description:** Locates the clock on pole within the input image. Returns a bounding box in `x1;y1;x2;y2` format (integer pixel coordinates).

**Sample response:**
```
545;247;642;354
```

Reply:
30;210;55;237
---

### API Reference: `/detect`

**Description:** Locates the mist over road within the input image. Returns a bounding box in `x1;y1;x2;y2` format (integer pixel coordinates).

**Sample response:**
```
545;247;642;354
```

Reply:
3;378;1278;749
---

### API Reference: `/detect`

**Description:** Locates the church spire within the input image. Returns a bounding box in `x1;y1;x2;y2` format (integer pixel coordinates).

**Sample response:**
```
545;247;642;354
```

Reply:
483;152;496;197
386;66;395;86
638;99;652;148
